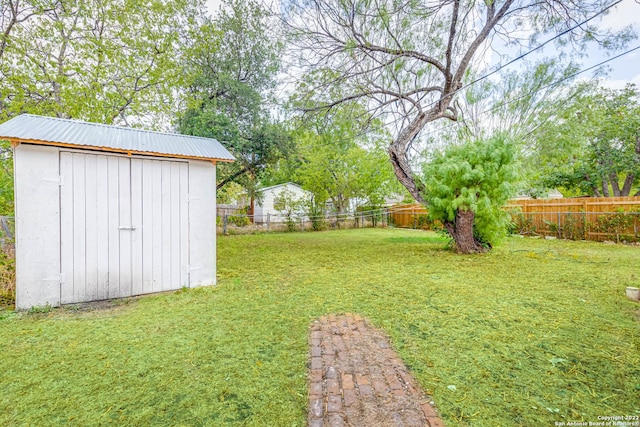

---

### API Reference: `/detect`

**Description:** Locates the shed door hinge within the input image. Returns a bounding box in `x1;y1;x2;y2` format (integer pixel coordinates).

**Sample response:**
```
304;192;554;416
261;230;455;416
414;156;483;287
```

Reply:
43;273;65;284
42;174;63;185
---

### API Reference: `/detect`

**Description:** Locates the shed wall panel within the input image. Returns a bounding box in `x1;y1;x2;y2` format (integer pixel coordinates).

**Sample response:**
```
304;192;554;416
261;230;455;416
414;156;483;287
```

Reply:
59;152;74;304
84;154;99;301
95;156;109;300
179;162;189;287
14;145;61;310
160;161;172;290
107;155;121;298
117;156;133;298
140;160;154;294
131;158;143;296
72;153;87;302
188;160;216;287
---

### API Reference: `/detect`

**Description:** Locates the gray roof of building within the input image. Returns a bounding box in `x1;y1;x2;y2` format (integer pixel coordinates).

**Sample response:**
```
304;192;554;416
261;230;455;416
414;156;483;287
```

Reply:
256;182;306;193
0;114;235;162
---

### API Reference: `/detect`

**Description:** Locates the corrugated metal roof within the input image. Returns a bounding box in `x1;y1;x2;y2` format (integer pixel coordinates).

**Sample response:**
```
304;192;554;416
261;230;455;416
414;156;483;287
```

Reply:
0;114;235;162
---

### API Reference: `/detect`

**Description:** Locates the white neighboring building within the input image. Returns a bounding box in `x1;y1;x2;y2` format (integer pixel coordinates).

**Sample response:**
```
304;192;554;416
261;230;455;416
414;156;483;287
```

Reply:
512;189;564;200
253;182;311;223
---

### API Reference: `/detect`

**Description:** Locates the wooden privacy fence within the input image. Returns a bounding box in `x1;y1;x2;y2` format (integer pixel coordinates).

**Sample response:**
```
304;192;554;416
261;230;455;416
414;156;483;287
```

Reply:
390;197;640;242
388;204;429;229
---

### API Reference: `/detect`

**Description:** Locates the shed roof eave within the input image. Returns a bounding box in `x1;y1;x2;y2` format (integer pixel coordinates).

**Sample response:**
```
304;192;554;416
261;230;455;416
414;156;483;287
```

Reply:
6;138;234;163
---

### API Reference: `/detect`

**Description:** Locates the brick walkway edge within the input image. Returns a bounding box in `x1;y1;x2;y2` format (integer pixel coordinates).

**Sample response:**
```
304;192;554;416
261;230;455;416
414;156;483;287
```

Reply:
308;314;445;427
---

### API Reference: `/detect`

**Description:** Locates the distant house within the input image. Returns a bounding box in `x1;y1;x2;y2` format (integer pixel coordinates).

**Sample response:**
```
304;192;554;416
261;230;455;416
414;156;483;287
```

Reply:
512;189;564;200
253;182;311;223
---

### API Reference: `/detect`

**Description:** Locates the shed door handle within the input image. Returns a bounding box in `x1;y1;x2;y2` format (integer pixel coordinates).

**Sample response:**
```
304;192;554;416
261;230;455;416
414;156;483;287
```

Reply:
118;226;136;231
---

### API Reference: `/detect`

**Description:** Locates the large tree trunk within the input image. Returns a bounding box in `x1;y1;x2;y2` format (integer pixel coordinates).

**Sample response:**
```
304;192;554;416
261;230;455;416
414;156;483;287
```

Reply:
443;209;487;254
387;112;433;205
621;174;635;197
610;173;621;196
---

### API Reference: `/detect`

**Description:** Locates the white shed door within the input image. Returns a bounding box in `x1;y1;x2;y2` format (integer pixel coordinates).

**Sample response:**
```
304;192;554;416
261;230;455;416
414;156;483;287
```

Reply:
60;152;190;304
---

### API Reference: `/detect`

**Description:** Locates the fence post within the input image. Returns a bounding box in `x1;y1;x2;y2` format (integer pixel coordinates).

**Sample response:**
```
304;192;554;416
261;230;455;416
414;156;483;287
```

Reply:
582;199;588;240
557;211;561;238
223;214;228;235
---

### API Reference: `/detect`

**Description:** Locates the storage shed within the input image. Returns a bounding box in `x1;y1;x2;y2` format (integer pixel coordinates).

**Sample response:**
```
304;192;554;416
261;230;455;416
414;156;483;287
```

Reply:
0;114;234;310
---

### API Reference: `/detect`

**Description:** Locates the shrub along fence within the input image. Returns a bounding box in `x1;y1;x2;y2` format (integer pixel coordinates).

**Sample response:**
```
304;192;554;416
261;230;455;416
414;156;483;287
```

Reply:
389;197;640;243
0;216;15;306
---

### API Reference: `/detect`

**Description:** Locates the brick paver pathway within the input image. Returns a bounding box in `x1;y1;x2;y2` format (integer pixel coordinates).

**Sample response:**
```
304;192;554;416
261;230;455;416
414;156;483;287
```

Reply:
308;314;445;427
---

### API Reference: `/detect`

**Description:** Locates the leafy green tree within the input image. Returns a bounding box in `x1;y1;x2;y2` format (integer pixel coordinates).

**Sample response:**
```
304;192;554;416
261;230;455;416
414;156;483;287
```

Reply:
284;0;633;252
532;83;640;197
0;141;13;215
284;0;632;206
179;0;291;193
0;0;202;126
292;106;400;213
423;135;519;253
447;59;580;197
273;188;308;231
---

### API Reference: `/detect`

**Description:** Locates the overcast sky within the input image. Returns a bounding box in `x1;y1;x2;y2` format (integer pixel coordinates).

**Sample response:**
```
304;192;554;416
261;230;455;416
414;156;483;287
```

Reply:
585;0;640;88
205;0;640;88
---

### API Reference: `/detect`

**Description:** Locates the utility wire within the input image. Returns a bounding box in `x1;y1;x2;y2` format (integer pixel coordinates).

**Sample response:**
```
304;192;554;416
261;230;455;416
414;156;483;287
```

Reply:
411;43;640;152
451;0;624;100
308;2;629;163
404;0;626;157
396;0;625;130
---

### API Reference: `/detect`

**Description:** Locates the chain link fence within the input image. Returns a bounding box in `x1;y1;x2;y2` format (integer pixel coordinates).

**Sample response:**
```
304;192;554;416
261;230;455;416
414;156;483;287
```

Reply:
217;208;394;235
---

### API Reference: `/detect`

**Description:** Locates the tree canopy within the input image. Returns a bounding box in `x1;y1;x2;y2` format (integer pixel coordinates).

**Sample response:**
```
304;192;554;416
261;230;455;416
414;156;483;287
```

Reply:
283;0;633;205
532;83;640;197
178;0;292;193
0;0;203;126
290;106;400;212
423;134;519;253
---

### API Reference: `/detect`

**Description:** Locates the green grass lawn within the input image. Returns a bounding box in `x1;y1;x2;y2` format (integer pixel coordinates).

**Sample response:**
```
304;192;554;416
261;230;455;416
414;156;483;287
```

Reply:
1;228;639;426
